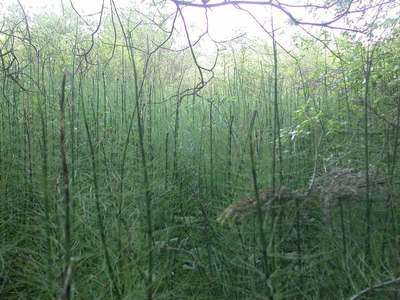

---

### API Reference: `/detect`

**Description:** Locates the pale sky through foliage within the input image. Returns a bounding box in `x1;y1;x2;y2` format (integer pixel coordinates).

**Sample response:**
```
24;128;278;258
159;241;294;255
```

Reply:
1;0;303;48
1;0;399;56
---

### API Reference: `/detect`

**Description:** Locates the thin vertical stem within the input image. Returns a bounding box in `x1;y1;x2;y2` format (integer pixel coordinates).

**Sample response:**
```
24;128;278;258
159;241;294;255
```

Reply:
249;111;272;299
59;73;71;300
80;76;121;300
209;101;214;197
363;49;373;263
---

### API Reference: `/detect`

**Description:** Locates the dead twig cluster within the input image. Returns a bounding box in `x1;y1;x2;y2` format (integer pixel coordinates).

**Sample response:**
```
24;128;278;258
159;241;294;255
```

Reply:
218;168;387;224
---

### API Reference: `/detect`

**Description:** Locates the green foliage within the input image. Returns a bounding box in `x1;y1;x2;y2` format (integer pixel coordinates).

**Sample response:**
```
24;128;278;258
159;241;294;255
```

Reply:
0;3;400;300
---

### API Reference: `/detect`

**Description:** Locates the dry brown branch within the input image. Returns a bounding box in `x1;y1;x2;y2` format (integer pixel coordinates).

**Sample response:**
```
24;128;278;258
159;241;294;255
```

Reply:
218;168;387;224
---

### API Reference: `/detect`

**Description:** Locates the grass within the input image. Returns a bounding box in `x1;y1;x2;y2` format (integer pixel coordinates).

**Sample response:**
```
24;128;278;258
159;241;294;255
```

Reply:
0;6;400;300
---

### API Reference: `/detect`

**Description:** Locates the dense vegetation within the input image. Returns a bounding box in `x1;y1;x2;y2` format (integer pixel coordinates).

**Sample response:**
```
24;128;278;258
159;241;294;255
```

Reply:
1;0;400;299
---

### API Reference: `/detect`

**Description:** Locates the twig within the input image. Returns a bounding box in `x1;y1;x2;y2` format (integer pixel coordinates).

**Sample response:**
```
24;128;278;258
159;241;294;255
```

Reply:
349;276;400;300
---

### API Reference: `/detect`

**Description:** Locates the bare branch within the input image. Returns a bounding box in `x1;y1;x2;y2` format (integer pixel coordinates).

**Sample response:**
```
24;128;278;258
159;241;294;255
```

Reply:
349;276;400;300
